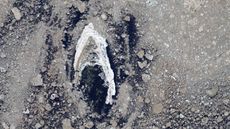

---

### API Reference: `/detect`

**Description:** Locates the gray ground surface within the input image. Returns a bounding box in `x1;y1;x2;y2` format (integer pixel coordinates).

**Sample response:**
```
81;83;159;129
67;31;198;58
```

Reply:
0;0;229;129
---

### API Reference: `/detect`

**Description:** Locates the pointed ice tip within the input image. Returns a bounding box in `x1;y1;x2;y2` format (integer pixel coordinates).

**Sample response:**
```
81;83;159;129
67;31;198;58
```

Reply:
86;23;94;29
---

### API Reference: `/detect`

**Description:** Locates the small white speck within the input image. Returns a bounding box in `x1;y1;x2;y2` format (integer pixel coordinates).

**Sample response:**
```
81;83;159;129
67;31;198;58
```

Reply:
164;43;169;48
198;25;204;32
212;41;217;45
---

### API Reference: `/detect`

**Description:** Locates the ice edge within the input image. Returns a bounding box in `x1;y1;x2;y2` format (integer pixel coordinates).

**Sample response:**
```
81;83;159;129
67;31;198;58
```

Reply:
73;23;116;105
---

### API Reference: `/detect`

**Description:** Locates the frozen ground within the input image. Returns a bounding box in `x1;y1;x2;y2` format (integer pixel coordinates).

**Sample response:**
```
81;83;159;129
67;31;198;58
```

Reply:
0;0;229;129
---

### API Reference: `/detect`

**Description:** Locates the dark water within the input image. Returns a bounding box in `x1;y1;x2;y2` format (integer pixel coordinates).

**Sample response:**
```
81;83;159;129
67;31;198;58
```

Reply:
79;65;112;115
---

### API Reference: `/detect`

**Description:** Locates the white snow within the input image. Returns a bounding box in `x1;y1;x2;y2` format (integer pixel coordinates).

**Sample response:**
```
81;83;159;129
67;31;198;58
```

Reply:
74;23;116;104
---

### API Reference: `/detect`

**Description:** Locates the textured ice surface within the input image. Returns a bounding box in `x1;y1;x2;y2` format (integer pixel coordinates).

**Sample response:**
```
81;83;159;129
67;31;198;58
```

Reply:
74;23;116;104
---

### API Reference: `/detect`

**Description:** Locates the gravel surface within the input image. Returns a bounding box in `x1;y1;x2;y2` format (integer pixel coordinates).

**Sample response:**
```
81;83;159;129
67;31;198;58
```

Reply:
0;0;229;129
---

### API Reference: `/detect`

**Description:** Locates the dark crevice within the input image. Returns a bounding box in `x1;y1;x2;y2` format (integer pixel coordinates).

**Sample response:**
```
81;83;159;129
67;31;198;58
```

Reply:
108;14;140;83
80;0;90;2
106;13;143;100
106;44;128;99
65;62;70;80
125;14;139;54
107;22;128;85
62;31;73;49
106;17;139;104
69;60;76;82
65;48;76;82
62;6;88;82
123;14;142;85
40;34;58;84
63;5;88;43
66;6;85;31
62;5;86;49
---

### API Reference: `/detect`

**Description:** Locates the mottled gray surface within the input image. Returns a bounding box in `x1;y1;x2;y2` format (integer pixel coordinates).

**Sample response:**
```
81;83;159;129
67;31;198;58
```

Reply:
0;0;229;129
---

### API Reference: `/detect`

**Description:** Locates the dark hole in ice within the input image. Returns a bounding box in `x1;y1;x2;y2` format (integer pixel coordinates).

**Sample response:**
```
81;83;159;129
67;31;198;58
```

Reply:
79;65;111;115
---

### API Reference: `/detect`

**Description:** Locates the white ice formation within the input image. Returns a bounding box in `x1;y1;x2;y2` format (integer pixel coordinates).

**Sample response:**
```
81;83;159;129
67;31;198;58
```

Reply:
73;23;116;105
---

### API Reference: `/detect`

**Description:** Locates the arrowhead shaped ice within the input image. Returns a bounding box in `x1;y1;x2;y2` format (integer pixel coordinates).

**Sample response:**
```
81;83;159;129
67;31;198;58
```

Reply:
74;23;116;104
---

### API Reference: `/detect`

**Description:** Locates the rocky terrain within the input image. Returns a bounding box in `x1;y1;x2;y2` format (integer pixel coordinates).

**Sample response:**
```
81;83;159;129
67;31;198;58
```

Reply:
0;0;229;129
